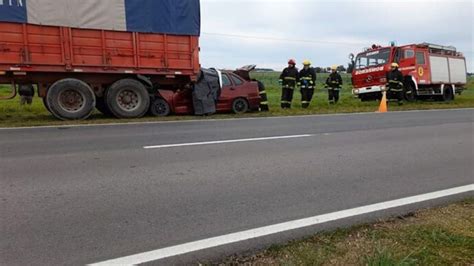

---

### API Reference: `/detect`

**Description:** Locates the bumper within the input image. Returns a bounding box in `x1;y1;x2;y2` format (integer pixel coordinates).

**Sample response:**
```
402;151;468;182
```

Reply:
352;85;385;96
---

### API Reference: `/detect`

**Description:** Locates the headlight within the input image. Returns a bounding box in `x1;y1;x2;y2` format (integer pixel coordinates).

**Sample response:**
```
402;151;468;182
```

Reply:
353;89;359;95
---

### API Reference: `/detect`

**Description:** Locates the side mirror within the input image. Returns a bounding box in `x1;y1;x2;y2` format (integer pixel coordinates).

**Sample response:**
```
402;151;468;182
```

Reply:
348;53;355;61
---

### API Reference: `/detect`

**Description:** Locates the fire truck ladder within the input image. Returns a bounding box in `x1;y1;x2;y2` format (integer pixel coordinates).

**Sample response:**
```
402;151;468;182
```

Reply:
420;43;458;56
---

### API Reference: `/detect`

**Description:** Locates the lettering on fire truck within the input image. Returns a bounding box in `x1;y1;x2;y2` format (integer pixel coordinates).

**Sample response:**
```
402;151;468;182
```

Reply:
354;66;384;75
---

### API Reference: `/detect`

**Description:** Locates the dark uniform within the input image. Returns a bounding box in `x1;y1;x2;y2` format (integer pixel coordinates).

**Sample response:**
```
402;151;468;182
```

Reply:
279;66;299;109
299;67;317;108
18;84;35;105
326;72;343;104
386;68;405;105
256;80;269;111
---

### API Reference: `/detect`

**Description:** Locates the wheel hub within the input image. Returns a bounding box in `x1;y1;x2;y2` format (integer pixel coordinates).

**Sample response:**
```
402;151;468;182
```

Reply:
117;89;140;111
58;89;85;112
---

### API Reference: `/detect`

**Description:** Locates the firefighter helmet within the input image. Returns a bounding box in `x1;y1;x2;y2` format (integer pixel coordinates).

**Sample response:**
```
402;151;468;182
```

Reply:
303;60;311;66
288;59;296;65
331;65;338;71
391;63;399;68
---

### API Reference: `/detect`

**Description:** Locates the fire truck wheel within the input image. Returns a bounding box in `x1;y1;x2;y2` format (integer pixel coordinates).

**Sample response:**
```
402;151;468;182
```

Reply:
106;79;150;119
360;95;372;102
95;97;113;116
46;79;96;120
150;98;171;117
441;86;454;102
232;98;249;114
404;83;416;102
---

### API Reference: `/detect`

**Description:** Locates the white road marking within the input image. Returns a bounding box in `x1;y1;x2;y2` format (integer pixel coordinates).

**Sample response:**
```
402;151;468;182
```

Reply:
144;134;314;149
91;184;473;265
1;108;472;131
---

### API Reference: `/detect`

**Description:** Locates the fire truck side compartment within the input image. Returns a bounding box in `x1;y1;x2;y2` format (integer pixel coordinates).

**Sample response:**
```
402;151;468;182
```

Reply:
429;56;451;83
448;58;467;84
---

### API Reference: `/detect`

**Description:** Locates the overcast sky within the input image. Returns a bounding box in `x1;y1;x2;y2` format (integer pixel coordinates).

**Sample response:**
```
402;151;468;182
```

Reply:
199;0;473;71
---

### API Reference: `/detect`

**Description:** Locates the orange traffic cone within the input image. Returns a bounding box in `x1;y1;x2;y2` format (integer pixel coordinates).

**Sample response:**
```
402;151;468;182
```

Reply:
377;91;388;113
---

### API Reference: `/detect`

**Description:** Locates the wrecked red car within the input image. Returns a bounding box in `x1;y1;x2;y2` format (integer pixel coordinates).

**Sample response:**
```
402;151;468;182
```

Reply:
150;66;261;116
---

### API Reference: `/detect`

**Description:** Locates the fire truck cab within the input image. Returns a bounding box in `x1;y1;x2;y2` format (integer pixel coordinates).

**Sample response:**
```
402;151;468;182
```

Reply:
351;43;467;102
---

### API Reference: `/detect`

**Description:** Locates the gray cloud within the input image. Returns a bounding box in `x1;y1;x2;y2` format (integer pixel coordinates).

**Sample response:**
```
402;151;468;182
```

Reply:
200;0;473;71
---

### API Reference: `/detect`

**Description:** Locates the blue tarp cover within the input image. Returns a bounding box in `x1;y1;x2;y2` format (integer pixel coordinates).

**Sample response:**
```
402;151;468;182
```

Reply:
0;0;200;35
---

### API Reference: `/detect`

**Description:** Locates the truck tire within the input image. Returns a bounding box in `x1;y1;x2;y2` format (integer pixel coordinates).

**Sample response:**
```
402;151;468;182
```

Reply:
404;82;416;102
441;86;454;102
106;79;150;118
232;98;249;114
150;98;171;117
95;97;113;116
46;78;96;120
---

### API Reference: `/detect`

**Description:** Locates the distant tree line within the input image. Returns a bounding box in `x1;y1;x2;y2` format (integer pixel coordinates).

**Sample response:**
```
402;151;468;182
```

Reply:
255;65;355;74
314;65;347;73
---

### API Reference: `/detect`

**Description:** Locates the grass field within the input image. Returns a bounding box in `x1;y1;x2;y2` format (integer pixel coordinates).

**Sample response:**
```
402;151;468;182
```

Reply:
219;198;474;265
0;74;473;127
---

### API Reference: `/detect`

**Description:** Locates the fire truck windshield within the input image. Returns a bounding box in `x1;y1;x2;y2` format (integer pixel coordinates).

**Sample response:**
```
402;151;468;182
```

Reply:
355;48;391;70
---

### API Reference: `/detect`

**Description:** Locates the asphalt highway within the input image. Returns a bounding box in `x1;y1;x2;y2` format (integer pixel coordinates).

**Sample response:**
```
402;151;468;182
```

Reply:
1;109;473;265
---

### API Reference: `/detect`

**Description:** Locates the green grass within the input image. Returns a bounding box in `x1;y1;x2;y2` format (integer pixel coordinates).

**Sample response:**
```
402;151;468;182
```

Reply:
1;74;473;127
218;199;474;265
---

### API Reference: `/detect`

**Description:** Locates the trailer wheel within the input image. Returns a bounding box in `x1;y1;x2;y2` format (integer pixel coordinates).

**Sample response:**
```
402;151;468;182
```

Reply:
106;79;150;118
95;97;113;116
441;86;454;102
404;83;416;102
232;98;249;114
150;98;171;117
46;79;96;120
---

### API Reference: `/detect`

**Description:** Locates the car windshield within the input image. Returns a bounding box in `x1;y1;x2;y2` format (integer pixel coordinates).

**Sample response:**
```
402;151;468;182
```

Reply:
355;49;391;70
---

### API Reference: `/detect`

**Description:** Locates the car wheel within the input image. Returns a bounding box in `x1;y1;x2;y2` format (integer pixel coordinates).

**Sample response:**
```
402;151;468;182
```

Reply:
150;98;171;117
106;79;150;118
46;78;95;120
232;98;249;114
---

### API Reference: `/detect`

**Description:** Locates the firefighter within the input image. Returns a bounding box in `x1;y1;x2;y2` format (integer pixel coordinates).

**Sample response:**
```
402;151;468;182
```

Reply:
256;80;269;111
386;63;405;105
299;60;317;108
279;59;299;109
325;65;343;104
18;84;35;105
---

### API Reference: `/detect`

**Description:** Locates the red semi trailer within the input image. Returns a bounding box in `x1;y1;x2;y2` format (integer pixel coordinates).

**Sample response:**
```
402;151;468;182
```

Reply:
0;0;201;120
351;43;468;102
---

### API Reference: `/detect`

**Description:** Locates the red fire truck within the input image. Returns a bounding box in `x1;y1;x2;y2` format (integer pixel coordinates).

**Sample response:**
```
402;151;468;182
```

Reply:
351;43;468;102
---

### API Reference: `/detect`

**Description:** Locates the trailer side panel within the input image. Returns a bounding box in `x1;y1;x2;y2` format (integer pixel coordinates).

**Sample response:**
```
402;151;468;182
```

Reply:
0;22;199;77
